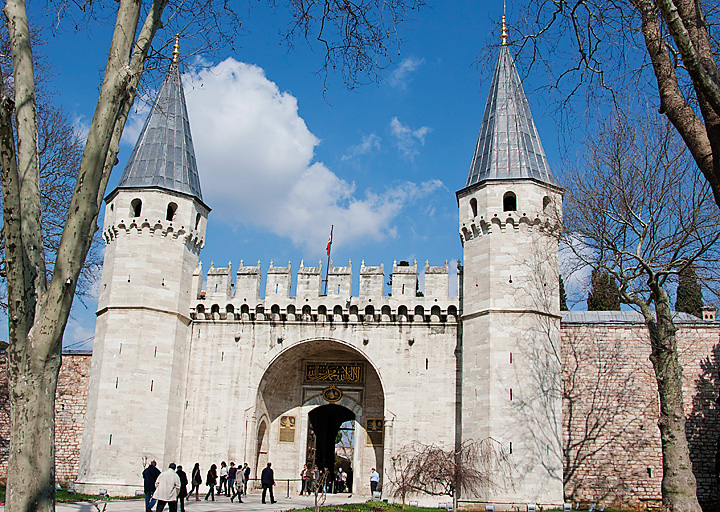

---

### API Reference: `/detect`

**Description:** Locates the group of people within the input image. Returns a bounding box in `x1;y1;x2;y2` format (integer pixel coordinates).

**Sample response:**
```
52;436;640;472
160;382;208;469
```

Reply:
299;464;352;495
142;460;252;512
200;461;251;502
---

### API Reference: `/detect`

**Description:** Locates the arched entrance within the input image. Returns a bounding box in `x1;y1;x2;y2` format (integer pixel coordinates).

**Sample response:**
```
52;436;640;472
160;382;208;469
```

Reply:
254;339;384;495
307;404;354;490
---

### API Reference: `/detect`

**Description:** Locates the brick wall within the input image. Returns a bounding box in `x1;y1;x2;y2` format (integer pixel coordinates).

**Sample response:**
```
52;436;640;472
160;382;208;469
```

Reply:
0;352;91;485
562;323;720;510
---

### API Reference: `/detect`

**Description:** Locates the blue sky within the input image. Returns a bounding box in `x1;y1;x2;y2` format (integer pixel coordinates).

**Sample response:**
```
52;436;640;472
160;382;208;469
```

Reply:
26;2;572;349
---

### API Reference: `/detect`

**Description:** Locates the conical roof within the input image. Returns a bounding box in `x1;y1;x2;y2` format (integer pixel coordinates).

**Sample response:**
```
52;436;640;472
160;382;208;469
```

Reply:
117;62;203;201
464;45;554;188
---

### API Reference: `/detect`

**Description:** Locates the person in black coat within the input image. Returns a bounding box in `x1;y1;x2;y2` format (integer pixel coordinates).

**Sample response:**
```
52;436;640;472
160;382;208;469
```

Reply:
260;462;276;504
190;463;202;501
176;465;188;512
143;460;161;512
205;464;217;501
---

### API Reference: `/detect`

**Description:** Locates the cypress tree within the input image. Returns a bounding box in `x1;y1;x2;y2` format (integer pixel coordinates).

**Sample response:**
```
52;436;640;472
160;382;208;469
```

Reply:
559;276;568;311
587;269;621;311
676;264;703;317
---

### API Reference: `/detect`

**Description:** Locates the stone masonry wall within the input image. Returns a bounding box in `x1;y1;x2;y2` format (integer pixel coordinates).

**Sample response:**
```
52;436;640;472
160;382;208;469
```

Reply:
561;322;720;510
0;352;91;485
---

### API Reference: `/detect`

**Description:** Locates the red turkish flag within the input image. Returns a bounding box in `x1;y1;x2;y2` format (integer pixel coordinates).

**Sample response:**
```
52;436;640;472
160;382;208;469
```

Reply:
326;227;333;256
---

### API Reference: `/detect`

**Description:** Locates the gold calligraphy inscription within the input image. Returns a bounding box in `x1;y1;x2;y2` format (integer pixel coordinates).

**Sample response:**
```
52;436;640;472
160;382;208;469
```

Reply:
366;418;384;446
279;415;296;443
304;362;364;384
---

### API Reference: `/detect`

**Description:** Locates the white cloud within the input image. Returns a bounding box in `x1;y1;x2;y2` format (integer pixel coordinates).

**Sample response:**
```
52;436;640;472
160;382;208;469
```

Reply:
167;58;442;254
390;57;424;89
390;117;431;158
342;133;381;161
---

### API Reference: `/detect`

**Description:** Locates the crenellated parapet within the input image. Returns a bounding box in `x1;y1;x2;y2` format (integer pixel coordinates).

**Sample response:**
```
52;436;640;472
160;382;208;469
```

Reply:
190;258;459;324
459;210;560;243
102;217;205;251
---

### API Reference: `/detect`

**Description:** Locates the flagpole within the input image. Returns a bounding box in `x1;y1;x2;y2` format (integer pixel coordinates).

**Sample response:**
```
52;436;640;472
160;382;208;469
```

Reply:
324;225;333;296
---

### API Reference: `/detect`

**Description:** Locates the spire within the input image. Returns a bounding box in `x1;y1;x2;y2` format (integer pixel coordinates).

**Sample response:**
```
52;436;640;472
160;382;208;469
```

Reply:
464;44;554;189
117;50;203;202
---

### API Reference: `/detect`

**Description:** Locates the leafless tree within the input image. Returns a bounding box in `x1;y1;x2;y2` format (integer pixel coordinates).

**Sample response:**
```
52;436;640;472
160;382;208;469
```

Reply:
505;0;720;214
0;31;102;311
563;109;720;511
386;439;514;511
0;2;423;512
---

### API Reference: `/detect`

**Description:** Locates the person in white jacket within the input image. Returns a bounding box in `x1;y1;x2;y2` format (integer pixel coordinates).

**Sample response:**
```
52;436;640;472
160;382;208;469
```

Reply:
153;463;182;512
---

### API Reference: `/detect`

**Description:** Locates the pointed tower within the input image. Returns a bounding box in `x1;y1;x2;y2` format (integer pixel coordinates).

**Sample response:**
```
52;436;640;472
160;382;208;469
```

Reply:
457;18;563;506
77;43;210;494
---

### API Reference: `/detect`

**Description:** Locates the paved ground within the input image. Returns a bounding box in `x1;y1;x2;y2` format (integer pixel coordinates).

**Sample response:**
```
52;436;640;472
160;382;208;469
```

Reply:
53;492;366;512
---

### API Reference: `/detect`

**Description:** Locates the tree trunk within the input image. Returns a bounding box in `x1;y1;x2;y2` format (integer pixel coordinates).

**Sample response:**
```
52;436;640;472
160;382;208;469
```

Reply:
6;340;61;512
644;288;702;512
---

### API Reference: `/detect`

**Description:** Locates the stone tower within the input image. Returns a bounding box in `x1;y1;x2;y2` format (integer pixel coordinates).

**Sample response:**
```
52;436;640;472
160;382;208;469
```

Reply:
457;34;564;505
76;57;209;494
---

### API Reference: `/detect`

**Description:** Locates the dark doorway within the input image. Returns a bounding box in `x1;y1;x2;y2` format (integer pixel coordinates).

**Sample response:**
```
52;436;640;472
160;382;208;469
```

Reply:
307;405;355;489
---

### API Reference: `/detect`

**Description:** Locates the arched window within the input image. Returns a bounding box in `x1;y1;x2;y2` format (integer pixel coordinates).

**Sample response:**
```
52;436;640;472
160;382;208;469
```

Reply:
131;198;142;217
240;304;250;321
365;305;375;322
166;202;178;221
543;195;552;212
503;191;517;212
195;213;201;230
470;197;478;218
302;305;312;322
398;305;408;322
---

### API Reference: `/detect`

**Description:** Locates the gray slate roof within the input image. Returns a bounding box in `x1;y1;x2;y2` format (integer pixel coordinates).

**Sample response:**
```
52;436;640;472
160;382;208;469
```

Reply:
465;45;554;188
561;310;711;325
118;63;203;201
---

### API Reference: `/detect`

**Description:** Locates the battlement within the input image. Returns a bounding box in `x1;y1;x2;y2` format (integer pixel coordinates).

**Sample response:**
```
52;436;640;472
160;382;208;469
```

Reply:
459;211;559;243
193;258;458;323
102;218;205;250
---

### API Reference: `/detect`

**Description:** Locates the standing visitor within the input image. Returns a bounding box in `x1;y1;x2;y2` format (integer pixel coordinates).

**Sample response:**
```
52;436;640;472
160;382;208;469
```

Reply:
227;462;237;497
261;462;276;504
369;468;380;495
341;469;348;493
176;465;188;512
143;460;161;512
190;463;202;501
336;468;343;493
299;464;309;495
219;461;229;495
153;463;181;512
205;464;217;501
243;463;251;494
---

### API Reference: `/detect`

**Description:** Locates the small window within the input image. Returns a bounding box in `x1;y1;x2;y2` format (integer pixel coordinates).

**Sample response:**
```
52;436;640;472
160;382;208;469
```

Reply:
195;213;201;230
166;202;178;221
470;197;478;218
503;192;517;212
543;196;551;212
131;198;142;217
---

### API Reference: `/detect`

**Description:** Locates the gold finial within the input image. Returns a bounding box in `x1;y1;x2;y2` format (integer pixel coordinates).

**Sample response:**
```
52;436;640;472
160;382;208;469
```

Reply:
172;34;180;63
501;16;508;45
